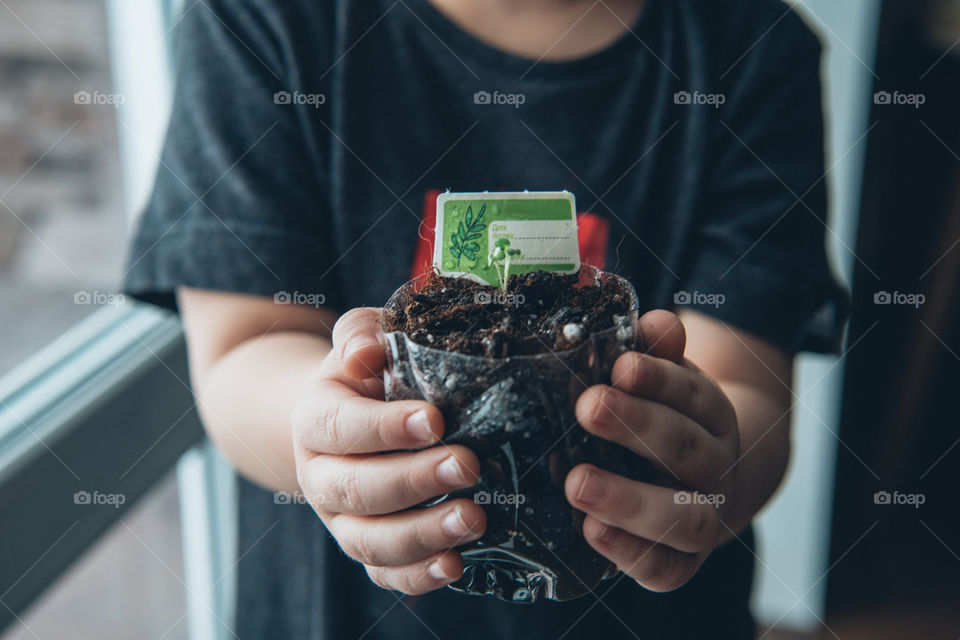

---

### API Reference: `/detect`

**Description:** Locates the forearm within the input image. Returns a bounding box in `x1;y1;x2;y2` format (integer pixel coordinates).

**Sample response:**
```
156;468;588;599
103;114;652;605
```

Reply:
193;331;332;493
716;380;791;541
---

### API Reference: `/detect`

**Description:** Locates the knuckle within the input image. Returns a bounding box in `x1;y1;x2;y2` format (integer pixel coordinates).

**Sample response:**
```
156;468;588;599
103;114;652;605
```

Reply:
629;399;651;437
644;357;666;396
310;400;343;450
625;482;646;516
372;407;395;449
672;425;698;466
343;529;376;565
686;371;703;404
690;373;722;422
397;458;431;503
335;464;369;514
685;373;710;419
359;535;387;566
409;520;435;556
400;511;439;557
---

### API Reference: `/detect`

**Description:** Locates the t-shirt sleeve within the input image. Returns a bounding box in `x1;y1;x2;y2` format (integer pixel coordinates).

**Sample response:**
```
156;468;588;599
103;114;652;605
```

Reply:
123;0;342;312
677;6;850;354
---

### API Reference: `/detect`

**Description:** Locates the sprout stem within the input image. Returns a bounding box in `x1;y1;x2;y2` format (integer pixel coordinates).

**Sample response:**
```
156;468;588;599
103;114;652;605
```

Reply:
502;253;512;294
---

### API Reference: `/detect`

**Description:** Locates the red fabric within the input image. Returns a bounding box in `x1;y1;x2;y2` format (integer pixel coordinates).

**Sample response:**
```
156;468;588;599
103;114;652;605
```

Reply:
576;211;608;270
410;192;609;279
410;189;442;280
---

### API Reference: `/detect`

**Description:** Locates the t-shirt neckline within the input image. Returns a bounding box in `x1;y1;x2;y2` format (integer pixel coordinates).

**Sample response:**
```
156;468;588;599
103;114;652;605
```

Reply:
403;0;658;80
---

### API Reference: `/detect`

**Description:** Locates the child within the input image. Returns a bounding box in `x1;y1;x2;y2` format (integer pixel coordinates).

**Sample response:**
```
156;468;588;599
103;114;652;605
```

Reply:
125;0;848;637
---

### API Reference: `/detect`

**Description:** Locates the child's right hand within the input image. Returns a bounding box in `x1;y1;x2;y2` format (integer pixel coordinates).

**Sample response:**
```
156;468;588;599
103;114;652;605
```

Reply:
291;307;486;595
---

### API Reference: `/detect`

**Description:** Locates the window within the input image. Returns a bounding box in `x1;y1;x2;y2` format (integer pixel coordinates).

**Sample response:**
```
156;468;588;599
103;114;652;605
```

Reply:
0;0;126;376
0;1;203;637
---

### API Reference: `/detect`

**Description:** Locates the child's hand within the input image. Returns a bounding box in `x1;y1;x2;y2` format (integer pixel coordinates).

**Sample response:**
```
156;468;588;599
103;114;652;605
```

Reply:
565;310;741;592
291;308;486;595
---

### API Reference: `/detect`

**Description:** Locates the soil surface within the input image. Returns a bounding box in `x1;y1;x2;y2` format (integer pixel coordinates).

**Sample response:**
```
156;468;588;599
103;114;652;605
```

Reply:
382;270;631;357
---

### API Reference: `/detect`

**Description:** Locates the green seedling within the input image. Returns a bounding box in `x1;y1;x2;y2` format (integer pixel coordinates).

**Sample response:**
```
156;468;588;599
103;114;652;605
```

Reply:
488;237;522;293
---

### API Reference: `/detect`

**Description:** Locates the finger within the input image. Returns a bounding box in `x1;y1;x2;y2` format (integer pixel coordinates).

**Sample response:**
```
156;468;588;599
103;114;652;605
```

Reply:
581;515;702;592
332;307;387;380
637;309;685;363
566;465;721;554
576;385;731;486
302;445;480;515
610;352;737;437
365;551;464;595
328;499;486;566
292;380;443;454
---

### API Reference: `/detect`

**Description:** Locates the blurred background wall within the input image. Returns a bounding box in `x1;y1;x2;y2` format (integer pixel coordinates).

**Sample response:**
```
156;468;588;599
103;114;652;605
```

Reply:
828;0;960;623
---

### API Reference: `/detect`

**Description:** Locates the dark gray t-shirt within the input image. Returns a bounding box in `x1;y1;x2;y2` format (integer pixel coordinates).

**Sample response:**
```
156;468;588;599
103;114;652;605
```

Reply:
125;0;848;638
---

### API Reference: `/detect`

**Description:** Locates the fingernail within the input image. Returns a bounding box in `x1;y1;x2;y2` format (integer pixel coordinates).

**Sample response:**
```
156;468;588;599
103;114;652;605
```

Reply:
343;335;376;361
428;560;452;581
405;410;435;444
436;456;469;488
576;469;607;505
441;507;470;538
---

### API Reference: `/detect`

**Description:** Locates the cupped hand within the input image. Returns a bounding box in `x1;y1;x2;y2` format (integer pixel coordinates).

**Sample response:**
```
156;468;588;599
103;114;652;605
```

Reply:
565;310;740;592
291;307;487;595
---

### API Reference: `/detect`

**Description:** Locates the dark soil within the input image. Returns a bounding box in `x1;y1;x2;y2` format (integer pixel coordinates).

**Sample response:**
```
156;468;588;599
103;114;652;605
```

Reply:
381;270;631;357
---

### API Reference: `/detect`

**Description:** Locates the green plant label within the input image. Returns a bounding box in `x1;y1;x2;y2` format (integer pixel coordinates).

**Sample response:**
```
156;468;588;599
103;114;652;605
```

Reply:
433;191;580;287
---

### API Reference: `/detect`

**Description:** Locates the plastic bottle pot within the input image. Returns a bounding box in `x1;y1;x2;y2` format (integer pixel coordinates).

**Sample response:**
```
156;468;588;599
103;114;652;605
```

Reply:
381;265;650;602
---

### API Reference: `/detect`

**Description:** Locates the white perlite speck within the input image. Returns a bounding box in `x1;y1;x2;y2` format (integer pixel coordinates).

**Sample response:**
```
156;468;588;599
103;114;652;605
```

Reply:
562;323;584;342
613;314;633;344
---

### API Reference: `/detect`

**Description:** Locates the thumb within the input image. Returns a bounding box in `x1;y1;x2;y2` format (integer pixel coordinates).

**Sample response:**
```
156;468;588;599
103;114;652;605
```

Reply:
637;309;686;363
332;307;387;380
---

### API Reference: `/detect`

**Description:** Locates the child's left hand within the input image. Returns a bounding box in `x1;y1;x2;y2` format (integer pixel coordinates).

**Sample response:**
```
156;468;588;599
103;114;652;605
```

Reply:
566;310;741;592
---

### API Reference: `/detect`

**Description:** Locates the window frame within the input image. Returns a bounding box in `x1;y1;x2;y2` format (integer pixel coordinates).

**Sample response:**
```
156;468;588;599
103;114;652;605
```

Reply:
0;305;203;631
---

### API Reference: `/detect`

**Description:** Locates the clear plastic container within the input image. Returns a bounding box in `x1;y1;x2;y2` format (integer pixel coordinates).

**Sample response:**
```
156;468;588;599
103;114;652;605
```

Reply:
382;265;649;602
